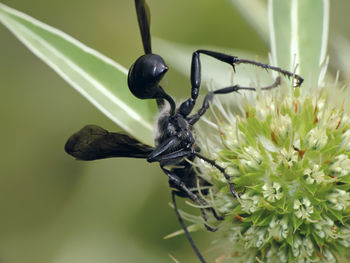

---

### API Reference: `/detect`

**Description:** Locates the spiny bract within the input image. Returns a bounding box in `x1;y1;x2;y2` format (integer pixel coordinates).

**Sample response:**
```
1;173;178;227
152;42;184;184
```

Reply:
197;85;350;263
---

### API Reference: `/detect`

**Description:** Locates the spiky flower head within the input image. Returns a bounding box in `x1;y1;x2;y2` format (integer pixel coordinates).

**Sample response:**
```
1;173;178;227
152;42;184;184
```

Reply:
196;85;350;262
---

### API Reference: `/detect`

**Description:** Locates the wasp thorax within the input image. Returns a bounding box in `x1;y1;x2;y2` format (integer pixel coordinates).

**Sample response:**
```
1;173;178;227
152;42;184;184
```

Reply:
127;53;168;99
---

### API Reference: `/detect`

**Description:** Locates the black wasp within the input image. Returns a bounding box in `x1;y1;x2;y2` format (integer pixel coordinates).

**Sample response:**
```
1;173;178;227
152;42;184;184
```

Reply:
65;0;303;262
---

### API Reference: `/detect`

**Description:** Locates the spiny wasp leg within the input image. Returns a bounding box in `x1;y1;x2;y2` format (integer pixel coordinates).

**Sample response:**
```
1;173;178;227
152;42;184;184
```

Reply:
172;191;206;263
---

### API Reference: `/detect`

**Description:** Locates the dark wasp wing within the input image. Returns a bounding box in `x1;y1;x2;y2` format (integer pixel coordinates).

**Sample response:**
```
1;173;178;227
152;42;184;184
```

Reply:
65;125;154;160
135;0;152;54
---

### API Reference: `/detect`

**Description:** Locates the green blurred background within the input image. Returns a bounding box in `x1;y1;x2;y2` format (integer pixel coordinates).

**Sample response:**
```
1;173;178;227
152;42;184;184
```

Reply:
0;1;350;262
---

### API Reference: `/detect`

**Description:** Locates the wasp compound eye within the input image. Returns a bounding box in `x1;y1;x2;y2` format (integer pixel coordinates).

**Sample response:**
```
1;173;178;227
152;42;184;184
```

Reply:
128;54;168;100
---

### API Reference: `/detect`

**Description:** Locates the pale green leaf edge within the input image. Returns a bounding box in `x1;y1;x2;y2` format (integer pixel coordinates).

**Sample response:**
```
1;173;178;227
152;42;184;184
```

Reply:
318;0;330;87
268;0;330;88
267;0;278;67
0;2;156;145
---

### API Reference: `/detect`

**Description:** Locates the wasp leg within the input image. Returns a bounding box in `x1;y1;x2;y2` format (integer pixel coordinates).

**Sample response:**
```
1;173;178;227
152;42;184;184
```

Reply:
172;191;207;263
194;152;239;198
210;208;224;221
147;137;182;162
194;49;303;87
150;148;192;163
177;51;203;117
188;78;281;196
191;169;225;221
162;167;218;232
178;47;302;118
149;140;219;228
188;77;281;125
147;136;193;164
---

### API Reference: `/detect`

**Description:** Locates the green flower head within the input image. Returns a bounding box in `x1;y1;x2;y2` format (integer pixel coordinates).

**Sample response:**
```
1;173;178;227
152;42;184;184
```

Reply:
196;88;350;262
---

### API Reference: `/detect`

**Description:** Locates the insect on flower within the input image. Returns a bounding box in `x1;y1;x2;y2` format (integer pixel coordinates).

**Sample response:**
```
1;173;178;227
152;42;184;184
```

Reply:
64;0;303;262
